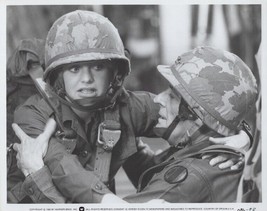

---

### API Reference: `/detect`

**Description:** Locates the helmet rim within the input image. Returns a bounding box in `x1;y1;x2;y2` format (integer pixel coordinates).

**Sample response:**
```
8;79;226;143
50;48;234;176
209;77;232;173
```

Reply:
44;51;130;82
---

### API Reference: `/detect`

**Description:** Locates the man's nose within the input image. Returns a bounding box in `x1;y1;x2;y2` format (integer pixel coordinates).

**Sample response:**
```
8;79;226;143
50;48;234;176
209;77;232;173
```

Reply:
81;66;94;83
154;92;166;107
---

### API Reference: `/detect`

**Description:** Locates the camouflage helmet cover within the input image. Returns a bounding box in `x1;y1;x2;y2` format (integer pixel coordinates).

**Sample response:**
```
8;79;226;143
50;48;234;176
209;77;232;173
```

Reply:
44;10;130;82
158;46;258;136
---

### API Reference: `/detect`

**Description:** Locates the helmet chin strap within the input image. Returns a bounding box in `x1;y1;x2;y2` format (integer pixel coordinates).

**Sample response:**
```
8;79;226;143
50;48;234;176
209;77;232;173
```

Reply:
173;118;204;148
53;72;125;112
73;95;106;105
162;115;181;140
162;98;199;143
51;90;114;112
163;115;204;148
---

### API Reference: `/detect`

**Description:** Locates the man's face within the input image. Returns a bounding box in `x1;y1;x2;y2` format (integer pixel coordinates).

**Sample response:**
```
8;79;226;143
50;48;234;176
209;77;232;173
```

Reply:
153;88;181;128
63;61;116;100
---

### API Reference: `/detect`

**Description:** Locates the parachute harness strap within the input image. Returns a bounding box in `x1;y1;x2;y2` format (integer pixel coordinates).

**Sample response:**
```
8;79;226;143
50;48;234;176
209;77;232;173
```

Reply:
94;105;121;184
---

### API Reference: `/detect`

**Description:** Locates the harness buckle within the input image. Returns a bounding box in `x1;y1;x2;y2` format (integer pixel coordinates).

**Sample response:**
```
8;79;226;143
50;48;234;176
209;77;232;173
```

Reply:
97;122;121;151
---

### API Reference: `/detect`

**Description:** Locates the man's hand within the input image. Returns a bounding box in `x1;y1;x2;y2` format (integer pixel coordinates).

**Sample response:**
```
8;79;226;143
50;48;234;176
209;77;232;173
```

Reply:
204;130;250;170
12;118;56;177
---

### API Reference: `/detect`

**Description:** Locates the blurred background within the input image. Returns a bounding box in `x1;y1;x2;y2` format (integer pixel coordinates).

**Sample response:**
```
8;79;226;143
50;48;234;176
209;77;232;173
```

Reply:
6;4;262;198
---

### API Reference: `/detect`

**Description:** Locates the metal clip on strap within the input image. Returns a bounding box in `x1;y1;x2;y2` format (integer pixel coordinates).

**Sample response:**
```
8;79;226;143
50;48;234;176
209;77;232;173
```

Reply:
97;122;121;151
94;110;121;184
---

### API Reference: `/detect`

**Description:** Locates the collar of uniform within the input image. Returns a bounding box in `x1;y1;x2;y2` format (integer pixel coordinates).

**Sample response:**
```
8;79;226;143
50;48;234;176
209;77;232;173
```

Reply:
60;103;88;141
58;90;128;142
117;88;130;104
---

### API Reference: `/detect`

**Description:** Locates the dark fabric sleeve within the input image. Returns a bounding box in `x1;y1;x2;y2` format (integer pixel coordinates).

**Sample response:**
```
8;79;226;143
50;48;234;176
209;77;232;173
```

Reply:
126;91;159;137
7;97;67;203
43;137;112;202
51;155;112;203
8;166;66;203
13;96;50;138
123;138;156;188
120;91;160;187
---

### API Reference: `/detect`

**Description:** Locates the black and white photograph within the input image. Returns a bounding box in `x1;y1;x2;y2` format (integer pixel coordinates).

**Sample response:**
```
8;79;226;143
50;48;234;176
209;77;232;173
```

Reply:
2;1;266;211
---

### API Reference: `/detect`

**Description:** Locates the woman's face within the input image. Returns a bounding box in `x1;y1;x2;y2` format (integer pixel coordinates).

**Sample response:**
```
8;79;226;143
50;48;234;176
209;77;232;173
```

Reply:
153;88;181;128
63;60;116;100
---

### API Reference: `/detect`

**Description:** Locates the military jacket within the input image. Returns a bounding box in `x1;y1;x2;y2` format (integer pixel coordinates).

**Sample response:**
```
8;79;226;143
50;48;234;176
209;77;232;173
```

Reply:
124;141;243;203
7;90;159;203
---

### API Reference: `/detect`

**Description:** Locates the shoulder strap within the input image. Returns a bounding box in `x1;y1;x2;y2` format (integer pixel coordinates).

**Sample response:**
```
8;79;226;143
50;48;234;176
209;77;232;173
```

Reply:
170;141;245;162
28;67;65;131
28;66;79;155
137;141;245;192
94;105;121;184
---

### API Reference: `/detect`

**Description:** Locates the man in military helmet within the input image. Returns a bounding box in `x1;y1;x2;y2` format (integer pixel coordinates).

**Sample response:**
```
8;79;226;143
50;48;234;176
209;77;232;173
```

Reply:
8;10;251;203
100;46;258;203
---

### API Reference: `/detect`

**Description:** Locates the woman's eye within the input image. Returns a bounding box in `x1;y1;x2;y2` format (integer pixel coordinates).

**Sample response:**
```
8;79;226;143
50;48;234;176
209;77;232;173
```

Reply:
69;66;80;73
92;64;104;71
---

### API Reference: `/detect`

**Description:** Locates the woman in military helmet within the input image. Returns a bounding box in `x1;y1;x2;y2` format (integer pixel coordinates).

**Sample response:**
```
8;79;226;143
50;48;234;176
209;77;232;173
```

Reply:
8;10;159;203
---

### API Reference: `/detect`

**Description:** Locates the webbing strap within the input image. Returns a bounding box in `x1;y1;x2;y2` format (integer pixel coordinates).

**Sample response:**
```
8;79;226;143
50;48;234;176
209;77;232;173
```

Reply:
94;147;114;183
170;143;245;161
94;105;121;183
28;67;65;131
138;141;245;192
29;66;79;156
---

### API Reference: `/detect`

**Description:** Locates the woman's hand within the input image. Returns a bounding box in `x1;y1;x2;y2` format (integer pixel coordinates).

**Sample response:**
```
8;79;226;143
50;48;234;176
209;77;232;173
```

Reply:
204;130;250;170
210;130;250;152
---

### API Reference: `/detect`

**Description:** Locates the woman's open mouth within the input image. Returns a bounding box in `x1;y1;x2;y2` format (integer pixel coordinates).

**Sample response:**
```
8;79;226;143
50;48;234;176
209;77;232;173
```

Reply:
78;88;97;97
